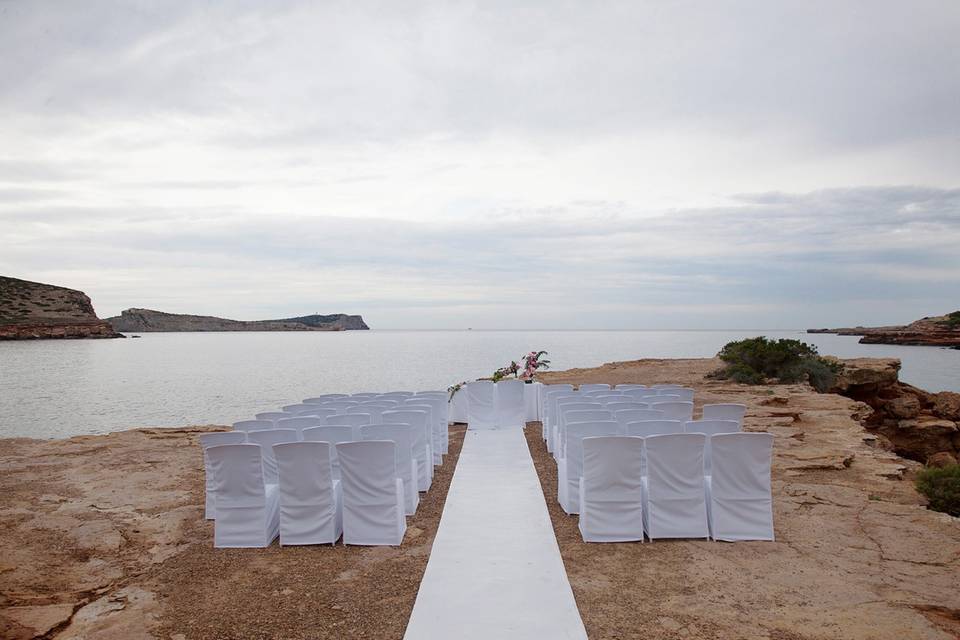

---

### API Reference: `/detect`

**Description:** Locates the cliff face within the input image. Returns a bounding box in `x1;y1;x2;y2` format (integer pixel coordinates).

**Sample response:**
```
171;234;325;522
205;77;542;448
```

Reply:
107;308;369;332
0;276;122;340
809;312;960;348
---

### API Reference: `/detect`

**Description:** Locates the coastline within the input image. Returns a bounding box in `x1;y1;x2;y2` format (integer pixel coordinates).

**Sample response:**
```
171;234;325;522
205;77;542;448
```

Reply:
1;357;958;638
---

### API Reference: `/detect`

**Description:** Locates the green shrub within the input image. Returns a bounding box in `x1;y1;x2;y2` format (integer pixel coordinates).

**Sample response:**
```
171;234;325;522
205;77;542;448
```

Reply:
915;464;960;517
709;336;843;392
943;310;960;329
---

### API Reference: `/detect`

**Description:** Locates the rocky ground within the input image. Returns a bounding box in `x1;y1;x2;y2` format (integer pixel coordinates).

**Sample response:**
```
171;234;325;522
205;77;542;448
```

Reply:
532;358;960;639
0;426;465;639
2;358;958;639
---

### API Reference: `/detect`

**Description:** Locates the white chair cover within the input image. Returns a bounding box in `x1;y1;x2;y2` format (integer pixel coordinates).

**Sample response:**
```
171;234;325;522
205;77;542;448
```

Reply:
382;410;432;491
282;403;315;414
336;441;407;546
246;429;298;483
578;436;645;543
233;419;273;432
466;381;497;430
669;388;695;402
708;433;774;541
200;431;247;519
594;394;628;405
702;403;747;425
540;386;574;442
558;420;620;514
348;404;386;424
326;413;373;438
407;395;448;457
207;444;280;548
301;425;354;480
254;412;288;423
604;402;647;415
648;394;681;403
304;394;348;403
272;442;342;545
297;407;338;421
495;379;526;429
615;384;646;390
579;384;610;393
614;409;666;433
555;401;604;458
449;388;469;424
351;392;381;399
622;388;660;401
320;400;360;411
624;419;684;438
276;416;323;439
684;420;740;474
643;434;709;540
360;424;419;515
402;401;442;465
649;401;694;422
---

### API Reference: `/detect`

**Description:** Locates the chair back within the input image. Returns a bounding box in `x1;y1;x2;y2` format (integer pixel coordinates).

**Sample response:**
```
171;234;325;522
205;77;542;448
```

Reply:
301;425;355;480
581;436;644;502
496;379;526;428
272;441;336;506
320;400;360;411
200;431;247;448
277;416;323;439
648;400;694;422
644;433;709;539
326;413;373;436
282;403;314;414
233;419;273;432
579;383;610;393
708;432;774;541
624;419;684;438
246;429;298;483
254;412;288;423
702;403;747;424
466;381;496;430
613;409;665;431
207;443;267;508
684;419;740;436
614;384;646;391
336;440;399;503
297;407;338;420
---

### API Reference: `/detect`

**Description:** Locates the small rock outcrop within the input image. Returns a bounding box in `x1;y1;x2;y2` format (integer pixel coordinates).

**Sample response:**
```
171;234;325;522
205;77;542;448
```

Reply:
830;358;960;464
106;308;369;332
809;312;960;348
0;276;123;340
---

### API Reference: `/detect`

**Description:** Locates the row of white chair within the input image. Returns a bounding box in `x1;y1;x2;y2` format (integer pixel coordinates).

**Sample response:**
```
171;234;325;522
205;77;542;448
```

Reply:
462;379;527;430
577;432;774;542
205;439;410;547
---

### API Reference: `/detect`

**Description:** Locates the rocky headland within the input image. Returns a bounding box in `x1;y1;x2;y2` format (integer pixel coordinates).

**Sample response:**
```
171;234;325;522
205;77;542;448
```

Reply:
809;312;960;348
106;308;369;332
0;276;123;340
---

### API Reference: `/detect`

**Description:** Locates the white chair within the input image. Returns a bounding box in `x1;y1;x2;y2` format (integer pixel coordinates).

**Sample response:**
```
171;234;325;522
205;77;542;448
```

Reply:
555;401;604;458
320;400;360;412
233;419;273;432
402;401;441;465
207;444;280;548
649;401;694;422
246;428;298;483
276;416;324;439
613;409;665;433
304;394;348;403
272;441;342;546
255;412;289;424
605;401;647;415
406;395;448;458
582;389;613;398
449;387;469;424
668;388;695;402
558;420;620;514
326;413;373;438
624;419;684;438
466;381;497;430
702;403;747;425
541;387;575;445
354;402;394;424
579;383;610;393
622;388;658;399
351;392;381;399
282;403;315;414
496;379;526;429
336;441;407;546
301;425;354;480
579;436;645;543
615;384;646;391
647;394;681;403
594;394;628;405
708;433;774;541
684;419;741;474
199;431;248;519
298;407;339;421
360;424;419;515
382;410;432;491
643;434;710;540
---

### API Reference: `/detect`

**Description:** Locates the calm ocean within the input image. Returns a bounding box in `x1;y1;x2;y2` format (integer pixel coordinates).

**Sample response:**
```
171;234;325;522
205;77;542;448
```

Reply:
1;330;957;439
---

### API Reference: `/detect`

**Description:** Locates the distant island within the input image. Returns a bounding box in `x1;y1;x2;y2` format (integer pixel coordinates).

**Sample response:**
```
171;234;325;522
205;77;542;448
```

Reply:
106;308;369;332
0;276;123;340
808;311;960;348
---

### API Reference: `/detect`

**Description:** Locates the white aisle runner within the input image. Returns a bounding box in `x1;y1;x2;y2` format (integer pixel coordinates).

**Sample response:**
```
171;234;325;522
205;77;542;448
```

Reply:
404;428;588;640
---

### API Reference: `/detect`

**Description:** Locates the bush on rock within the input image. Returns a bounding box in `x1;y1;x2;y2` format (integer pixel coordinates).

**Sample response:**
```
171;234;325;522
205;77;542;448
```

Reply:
915;464;960;517
708;337;843;392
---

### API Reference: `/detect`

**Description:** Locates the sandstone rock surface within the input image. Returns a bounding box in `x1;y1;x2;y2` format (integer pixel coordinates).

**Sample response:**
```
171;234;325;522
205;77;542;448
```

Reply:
809;312;960;347
0;276;123;340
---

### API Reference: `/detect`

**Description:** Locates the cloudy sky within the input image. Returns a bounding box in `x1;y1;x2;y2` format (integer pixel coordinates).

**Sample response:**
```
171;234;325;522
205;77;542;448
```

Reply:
1;1;958;329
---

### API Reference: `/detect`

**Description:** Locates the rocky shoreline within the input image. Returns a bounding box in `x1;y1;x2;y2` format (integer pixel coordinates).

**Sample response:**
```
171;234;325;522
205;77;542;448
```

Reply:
809;312;960;348
1;357;957;638
0;276;124;341
106;308;370;332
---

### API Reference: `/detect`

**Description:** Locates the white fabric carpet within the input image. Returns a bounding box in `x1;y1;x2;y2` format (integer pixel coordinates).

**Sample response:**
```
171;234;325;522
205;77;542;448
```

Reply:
404;428;587;639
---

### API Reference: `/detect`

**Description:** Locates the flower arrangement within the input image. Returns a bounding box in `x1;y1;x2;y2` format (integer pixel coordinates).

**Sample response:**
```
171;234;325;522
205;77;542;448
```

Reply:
521;350;550;380
447;381;467;401
491;361;520;382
